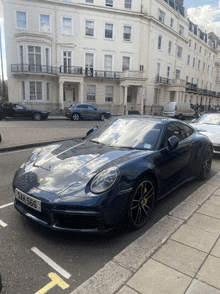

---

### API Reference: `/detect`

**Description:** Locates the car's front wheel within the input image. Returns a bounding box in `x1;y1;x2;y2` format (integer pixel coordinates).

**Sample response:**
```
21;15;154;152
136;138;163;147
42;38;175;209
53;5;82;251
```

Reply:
127;176;156;230
33;113;42;121
71;113;80;121
198;146;213;180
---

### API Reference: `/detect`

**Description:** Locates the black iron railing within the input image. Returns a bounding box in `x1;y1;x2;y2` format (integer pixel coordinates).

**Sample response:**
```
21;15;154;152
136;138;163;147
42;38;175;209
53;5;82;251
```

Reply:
186;86;220;97
155;76;171;84
11;64;59;74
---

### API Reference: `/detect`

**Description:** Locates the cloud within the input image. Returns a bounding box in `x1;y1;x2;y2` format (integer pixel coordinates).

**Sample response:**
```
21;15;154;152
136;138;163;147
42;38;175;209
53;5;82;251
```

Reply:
187;4;220;35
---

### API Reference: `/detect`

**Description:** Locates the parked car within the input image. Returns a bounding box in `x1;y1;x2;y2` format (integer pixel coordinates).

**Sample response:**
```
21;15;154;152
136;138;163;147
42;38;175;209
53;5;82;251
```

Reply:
0;102;49;121
13;117;212;233
65;103;111;121
191;113;220;153
163;102;196;120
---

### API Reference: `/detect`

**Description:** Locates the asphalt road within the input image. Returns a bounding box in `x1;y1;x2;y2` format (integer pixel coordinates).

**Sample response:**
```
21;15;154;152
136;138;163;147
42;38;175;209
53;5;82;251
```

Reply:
0;118;220;294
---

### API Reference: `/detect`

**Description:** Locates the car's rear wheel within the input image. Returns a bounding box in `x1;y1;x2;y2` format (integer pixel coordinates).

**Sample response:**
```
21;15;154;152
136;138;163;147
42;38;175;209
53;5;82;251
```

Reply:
127;177;156;230
71;113;80;121
198;146;213;180
33;113;41;121
100;113;106;121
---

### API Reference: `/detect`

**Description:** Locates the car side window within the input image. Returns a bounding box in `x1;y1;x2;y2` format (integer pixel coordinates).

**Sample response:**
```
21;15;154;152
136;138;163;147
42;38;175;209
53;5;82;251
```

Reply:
160;123;185;149
176;123;194;140
76;105;88;109
88;106;95;111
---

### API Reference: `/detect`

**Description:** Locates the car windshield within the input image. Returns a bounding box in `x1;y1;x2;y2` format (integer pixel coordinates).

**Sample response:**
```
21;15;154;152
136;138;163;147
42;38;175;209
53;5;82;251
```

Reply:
197;114;220;125
88;118;163;150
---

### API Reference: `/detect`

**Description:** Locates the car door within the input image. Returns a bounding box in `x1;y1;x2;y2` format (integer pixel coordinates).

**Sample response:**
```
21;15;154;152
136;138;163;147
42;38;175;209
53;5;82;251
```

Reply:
157;122;195;194
13;104;28;118
88;105;99;119
76;105;89;119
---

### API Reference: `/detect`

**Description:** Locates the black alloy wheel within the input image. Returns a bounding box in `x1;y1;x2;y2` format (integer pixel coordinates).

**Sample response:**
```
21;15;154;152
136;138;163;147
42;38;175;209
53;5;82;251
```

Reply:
128;177;156;230
100;113;106;121
71;113;80;121
198;146;213;180
33;113;42;121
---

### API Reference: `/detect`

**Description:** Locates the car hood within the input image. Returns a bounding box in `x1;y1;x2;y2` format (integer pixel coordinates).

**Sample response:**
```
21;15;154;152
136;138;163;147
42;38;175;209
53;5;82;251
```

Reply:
191;123;220;144
14;140;148;195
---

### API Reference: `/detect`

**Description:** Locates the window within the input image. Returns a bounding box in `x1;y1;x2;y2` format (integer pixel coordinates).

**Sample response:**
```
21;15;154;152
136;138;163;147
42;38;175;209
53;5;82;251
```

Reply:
106;0;113;7
198;60;200;70
85;53;94;76
187;55;190;65
176;69;181;79
28;46;41;72
177;46;182;58
16;11;27;29
212;67;214;75
47;83;50;100
21;81;25;100
156;62;161;76
168;41;172;54
140;65;144;71
87;85;96;101
40;15;50;32
85;20;94;37
104;55;113;76
158;9;165;24
62;17;72;35
167;66;170;79
158;35;162;49
122;56;130;71
199;46;202;53
204;49;206;56
123;26;131;41
209;52;211;59
179;25;184;36
203;63;205;72
106;86;114;102
125;0;132;9
213;55;215;61
29;82;42;100
127;87;132;102
63;51;72;73
193;58;195;68
19;45;24;64
194;43;197;50
170;18;174;28
207;65;210;74
86;0;93;2
186;76;188;83
105;23;113;39
189;39;191;47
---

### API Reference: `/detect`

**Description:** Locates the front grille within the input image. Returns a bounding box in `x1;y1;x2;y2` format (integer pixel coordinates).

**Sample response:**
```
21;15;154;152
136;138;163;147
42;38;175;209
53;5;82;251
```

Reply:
53;211;104;230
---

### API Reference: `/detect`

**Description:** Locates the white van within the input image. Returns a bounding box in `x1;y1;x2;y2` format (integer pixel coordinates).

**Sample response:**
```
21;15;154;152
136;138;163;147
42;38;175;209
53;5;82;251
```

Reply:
162;102;195;119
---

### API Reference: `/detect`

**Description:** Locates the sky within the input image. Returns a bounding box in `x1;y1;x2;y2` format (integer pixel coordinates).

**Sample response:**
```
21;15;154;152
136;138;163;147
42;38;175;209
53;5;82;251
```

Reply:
0;1;220;80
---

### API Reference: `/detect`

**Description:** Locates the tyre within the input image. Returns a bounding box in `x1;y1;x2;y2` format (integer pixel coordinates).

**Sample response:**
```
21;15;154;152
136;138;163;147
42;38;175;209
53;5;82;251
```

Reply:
71;113;80;121
127;176;156;230
100;113;106;121
33;113;42;121
198;146;213;180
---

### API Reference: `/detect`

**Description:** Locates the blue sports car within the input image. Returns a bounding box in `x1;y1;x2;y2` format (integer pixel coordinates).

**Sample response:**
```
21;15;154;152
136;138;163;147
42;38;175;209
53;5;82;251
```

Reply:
13;117;213;233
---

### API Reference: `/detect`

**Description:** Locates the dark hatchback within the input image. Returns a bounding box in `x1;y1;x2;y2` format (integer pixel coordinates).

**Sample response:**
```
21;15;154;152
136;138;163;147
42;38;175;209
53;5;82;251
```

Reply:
13;117;213;233
0;102;49;121
65;103;111;121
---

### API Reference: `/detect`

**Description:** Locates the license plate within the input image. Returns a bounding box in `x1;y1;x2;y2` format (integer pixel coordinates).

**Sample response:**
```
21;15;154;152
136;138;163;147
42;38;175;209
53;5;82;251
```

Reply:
15;189;41;212
163;113;168;116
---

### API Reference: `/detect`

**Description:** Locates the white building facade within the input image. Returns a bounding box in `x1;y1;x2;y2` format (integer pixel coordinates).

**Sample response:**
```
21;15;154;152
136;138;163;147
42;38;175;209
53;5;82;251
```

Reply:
2;0;220;115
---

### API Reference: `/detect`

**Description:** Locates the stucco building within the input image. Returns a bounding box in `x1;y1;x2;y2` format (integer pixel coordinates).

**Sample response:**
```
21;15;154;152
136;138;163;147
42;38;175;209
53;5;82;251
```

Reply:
2;0;220;115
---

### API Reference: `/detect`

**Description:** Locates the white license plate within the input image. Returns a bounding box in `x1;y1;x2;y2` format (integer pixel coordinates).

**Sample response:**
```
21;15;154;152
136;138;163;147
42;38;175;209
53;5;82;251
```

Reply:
163;113;168;116
15;189;41;212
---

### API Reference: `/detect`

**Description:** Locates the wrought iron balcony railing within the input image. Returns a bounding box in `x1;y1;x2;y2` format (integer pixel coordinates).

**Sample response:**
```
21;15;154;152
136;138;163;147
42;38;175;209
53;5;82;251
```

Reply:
11;64;59;74
186;86;220;97
155;76;171;84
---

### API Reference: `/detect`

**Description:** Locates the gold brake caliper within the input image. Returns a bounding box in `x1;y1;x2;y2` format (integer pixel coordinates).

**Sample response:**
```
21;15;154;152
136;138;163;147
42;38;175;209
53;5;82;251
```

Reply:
144;187;148;204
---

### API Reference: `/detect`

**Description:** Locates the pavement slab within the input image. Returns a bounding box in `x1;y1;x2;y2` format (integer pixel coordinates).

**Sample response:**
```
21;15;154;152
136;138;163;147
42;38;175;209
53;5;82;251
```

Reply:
185;184;218;205
186;213;220;234
196;255;220;289
152;239;207;277
185;279;220;294
169;201;199;220
117;285;139;294
197;203;220;220
127;259;192;294
171;224;219;253
211;238;220;259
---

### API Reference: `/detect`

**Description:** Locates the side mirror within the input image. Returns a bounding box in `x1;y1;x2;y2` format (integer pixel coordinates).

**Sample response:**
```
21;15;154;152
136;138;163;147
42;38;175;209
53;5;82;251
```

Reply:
167;135;179;151
86;126;98;137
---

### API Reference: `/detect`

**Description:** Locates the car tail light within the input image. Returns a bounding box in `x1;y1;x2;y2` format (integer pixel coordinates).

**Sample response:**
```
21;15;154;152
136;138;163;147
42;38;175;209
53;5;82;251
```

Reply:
175;106;177;111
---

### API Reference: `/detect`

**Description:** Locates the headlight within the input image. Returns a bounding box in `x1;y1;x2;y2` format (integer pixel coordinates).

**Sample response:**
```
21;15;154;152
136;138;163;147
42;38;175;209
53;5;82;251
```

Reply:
90;167;120;194
27;148;42;163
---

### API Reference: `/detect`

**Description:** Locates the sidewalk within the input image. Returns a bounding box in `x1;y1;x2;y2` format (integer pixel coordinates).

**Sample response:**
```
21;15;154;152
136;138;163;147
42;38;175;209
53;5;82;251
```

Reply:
71;173;220;294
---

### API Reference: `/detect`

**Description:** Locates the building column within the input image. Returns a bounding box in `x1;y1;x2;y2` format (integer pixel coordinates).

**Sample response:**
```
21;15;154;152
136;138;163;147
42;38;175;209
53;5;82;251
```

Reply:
79;82;84;104
59;81;64;109
124;85;128;115
140;86;144;115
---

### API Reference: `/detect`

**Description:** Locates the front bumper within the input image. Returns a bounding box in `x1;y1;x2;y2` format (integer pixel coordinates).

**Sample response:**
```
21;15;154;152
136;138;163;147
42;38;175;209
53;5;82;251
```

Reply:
65;111;71;118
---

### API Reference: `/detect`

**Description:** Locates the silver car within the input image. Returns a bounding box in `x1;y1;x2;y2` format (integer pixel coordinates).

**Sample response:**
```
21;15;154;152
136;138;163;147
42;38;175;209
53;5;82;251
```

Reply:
65;104;111;121
191;113;220;153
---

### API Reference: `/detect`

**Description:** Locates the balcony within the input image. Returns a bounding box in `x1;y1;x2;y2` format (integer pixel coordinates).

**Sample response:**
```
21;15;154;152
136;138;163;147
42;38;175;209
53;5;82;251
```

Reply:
11;64;59;75
155;76;170;84
163;0;185;17
186;85;220;97
84;69;122;79
121;70;146;79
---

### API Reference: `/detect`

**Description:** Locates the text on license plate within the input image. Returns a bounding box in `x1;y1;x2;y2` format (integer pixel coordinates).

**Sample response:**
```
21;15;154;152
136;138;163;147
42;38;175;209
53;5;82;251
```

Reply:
15;189;41;212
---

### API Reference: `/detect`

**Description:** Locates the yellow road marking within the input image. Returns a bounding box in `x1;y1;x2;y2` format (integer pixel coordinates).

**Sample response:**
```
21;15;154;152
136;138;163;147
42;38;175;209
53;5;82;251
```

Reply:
35;273;69;294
